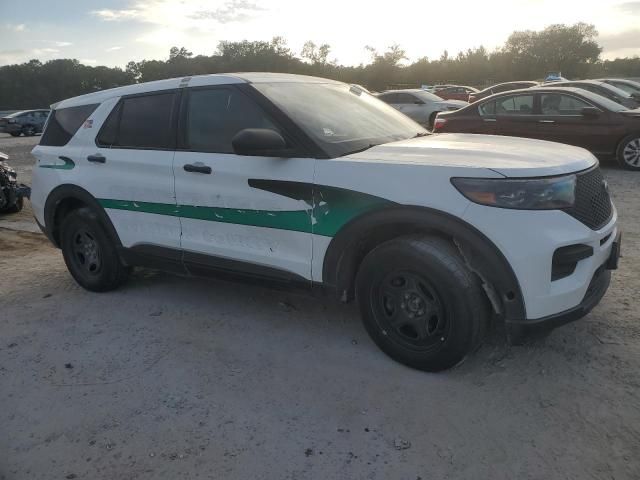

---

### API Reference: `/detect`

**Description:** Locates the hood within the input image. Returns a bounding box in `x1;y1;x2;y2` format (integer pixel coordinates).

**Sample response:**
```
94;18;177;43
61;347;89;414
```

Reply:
346;133;597;177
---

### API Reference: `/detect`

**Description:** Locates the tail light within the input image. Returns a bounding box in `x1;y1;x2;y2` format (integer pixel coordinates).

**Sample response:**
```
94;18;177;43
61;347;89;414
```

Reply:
433;117;447;131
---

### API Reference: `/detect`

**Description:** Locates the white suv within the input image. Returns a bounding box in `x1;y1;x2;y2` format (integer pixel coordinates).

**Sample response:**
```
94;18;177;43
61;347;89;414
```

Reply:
31;73;621;372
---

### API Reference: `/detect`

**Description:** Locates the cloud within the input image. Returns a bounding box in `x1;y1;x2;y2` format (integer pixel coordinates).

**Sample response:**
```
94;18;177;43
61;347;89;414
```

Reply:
617;2;640;14
81;58;98;64
92;9;139;21
599;29;640;52
190;0;265;24
53;41;73;47
4;23;27;32
106;46;123;52
91;0;266;28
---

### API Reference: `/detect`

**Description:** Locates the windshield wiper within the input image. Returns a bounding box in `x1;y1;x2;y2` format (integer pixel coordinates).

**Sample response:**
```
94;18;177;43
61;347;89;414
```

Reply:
413;132;430;138
343;143;378;156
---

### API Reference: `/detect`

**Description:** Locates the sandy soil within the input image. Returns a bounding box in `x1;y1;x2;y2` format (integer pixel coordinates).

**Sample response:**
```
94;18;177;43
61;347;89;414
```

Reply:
1;133;639;479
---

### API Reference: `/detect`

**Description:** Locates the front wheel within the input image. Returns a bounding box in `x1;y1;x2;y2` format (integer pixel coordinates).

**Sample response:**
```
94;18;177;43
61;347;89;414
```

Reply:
356;235;488;372
616;134;640;170
60;207;129;292
9;132;21;137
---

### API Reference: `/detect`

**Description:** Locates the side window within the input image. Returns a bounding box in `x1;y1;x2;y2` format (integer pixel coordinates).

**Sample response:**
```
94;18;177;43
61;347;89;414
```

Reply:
479;100;496;115
40;104;99;147
377;93;397;104
495;95;534;115
96;102;122;147
395;93;417;104
541;94;591;115
116;93;176;149
184;88;280;154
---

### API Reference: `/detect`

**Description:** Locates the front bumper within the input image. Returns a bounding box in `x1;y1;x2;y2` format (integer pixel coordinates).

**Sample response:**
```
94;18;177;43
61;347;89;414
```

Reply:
506;264;611;340
0;124;21;133
505;229;620;341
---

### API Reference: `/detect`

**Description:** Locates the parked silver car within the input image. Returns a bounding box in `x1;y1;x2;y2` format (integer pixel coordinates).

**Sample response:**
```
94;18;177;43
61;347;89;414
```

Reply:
376;89;468;129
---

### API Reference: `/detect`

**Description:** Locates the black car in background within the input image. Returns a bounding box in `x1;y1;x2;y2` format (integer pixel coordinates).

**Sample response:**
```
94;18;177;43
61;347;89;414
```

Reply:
598;78;640;99
468;81;539;103
552;80;639;109
0;110;50;137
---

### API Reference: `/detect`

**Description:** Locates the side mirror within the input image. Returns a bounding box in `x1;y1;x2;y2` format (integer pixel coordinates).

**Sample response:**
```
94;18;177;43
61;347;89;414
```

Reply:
581;107;601;117
232;128;289;157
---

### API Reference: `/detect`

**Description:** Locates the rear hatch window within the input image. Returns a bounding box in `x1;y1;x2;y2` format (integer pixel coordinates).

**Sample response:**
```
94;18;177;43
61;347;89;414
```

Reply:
40;104;99;146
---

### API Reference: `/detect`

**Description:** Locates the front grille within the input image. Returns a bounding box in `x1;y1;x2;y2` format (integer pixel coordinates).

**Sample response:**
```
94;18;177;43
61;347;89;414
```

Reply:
564;166;612;230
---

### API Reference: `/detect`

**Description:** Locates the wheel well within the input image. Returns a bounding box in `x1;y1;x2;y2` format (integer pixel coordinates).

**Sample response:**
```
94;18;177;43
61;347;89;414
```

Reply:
321;206;526;323
51;197;88;245
44;184;122;249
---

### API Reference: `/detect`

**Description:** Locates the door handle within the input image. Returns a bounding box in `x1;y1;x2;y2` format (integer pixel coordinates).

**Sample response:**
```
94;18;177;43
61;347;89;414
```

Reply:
538;120;555;124
87;154;106;163
483;118;497;122
183;164;212;174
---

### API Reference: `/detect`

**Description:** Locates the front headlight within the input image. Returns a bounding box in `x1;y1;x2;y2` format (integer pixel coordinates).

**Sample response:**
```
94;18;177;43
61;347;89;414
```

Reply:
451;175;576;210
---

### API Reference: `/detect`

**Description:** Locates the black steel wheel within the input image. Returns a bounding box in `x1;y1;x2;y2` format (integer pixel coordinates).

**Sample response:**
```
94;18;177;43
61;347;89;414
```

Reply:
372;270;450;351
60;207;129;292
356;235;488;372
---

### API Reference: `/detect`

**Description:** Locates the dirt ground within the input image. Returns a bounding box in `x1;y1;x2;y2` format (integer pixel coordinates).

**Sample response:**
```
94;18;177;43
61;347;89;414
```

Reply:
1;133;639;480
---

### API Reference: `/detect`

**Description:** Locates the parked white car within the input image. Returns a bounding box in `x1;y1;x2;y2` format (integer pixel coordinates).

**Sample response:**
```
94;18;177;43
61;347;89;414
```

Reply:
31;73;620;372
377;89;468;129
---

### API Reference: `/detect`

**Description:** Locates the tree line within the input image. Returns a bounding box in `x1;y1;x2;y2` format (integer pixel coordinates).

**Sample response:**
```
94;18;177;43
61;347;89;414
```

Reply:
1;23;640;109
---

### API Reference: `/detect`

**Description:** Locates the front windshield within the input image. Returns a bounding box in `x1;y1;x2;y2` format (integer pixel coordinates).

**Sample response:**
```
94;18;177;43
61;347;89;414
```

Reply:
575;89;629;112
252;82;427;158
611;81;640;95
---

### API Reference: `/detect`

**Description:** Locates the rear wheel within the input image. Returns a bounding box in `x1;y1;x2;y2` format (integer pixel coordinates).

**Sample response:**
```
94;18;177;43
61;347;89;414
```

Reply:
356;235;488;372
22;125;36;137
60;207;129;292
616;134;640;170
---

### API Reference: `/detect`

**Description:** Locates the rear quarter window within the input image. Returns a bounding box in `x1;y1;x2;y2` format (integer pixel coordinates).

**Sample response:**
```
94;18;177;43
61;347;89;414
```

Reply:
96;92;177;149
40;104;99;147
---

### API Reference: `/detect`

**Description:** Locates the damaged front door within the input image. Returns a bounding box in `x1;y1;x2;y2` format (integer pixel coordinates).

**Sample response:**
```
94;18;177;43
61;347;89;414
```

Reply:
173;86;315;281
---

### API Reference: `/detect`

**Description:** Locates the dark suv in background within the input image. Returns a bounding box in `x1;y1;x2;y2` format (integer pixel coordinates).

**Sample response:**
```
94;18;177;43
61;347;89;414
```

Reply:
0;110;50;137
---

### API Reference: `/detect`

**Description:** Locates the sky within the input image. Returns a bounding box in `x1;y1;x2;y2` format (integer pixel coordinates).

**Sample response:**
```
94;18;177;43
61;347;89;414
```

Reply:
1;0;639;67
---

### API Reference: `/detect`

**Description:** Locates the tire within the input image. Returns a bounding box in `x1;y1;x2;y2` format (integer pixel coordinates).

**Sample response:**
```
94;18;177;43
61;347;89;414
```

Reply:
0;196;23;214
9;132;21;137
429;112;440;131
60;207;129;292
616;134;640;170
22;125;36;137
356;235;488;372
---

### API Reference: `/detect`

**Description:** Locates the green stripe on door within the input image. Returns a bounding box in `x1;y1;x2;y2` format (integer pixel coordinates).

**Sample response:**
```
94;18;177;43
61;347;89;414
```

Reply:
98;185;393;237
99;199;315;235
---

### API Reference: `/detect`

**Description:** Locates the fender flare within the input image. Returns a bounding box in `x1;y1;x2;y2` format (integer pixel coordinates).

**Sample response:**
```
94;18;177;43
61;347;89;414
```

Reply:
43;184;122;248
321;205;526;322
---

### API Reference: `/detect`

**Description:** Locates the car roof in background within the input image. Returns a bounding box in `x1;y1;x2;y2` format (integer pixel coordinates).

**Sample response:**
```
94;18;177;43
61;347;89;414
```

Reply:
478;81;537;92
52;72;343;110
3;109;49;117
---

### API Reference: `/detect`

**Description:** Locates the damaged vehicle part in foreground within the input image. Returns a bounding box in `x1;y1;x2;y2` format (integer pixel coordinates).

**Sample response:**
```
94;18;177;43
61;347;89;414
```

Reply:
0;152;29;214
31;73;621;372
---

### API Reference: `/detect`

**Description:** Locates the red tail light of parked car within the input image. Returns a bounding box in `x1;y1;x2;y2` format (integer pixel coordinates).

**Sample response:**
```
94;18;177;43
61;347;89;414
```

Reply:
433;117;447;131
